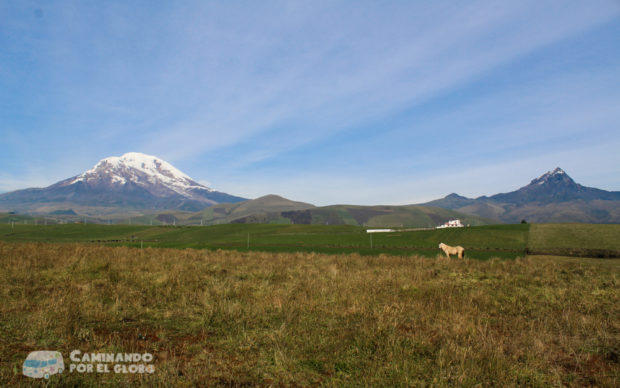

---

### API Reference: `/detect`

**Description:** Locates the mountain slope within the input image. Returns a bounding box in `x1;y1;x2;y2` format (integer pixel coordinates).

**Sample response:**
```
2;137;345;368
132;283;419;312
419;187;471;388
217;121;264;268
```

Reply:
0;152;246;214
422;168;620;223
192;194;316;224
208;201;494;228
293;205;494;227
489;168;620;204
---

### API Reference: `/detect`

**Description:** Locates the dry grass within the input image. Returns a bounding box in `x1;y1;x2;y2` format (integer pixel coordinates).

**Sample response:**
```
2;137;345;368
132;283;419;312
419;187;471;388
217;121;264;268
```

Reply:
0;242;618;387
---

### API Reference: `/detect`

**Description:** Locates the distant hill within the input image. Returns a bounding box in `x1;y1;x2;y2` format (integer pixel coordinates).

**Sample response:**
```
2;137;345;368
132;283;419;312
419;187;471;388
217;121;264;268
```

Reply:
190;194;315;225
49;209;77;215
423;168;620;223
198;197;493;227
282;205;493;227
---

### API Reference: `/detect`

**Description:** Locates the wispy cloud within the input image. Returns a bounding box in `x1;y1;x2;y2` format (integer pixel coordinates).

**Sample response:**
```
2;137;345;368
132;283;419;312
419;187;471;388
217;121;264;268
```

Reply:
1;1;619;202
141;1;618;162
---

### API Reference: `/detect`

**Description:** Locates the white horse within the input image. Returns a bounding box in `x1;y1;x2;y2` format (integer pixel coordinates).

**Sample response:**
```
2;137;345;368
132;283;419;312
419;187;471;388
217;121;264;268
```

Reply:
439;242;465;259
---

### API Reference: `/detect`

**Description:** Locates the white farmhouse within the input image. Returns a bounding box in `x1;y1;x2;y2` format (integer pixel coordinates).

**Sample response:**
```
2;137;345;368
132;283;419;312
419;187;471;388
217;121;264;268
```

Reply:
436;219;464;229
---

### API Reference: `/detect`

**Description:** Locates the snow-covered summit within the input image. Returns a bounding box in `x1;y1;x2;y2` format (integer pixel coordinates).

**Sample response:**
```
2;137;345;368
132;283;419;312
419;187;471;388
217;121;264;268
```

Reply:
536;167;565;180
530;167;572;186
70;152;213;197
0;152;247;213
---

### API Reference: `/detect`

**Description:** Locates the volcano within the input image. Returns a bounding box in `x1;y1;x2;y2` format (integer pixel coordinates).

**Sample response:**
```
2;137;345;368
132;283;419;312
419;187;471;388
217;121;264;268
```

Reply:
0;152;246;214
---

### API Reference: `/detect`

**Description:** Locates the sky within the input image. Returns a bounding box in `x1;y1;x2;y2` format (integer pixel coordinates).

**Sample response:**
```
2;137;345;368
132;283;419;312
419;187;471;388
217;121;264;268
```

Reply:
1;1;620;205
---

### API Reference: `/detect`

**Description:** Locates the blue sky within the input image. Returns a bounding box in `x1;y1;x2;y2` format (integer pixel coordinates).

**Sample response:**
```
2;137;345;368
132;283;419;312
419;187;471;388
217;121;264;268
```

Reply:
1;1;619;205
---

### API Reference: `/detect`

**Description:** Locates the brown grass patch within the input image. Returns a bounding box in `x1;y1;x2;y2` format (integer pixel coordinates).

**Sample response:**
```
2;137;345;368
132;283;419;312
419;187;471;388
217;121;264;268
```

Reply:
0;242;618;386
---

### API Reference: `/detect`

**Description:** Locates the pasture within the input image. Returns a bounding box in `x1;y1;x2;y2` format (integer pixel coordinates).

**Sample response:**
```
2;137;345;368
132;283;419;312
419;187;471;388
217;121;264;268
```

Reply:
0;223;530;260
0;223;618;386
0;242;618;386
2;222;619;259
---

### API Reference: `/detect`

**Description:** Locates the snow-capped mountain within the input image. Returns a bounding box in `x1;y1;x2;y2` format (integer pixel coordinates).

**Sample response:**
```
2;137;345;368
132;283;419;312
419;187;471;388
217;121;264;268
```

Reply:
0;152;246;214
68;152;217;201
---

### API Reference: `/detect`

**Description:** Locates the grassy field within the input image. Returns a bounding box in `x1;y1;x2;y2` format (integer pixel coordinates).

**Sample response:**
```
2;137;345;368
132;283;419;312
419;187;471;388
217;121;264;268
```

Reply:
528;224;620;257
2;222;620;260
0;242;618;386
0;223;530;260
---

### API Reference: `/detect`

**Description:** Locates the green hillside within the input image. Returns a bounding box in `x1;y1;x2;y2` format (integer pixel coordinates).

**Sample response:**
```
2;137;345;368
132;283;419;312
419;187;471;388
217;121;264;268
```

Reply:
187;194;314;225
234;204;495;228
0;213;35;224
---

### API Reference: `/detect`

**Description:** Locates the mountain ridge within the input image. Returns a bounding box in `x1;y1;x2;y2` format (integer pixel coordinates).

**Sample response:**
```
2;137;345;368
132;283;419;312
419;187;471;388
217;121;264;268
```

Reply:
2;159;618;224
422;167;620;223
179;197;495;227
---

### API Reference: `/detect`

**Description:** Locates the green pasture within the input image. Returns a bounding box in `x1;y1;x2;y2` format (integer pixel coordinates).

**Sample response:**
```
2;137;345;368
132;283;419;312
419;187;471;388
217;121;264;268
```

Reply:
528;223;620;257
0;222;516;259
0;221;617;259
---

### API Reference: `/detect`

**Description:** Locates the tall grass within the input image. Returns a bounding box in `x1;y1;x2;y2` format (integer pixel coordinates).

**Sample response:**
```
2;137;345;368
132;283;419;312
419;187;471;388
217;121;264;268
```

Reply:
0;242;618;386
